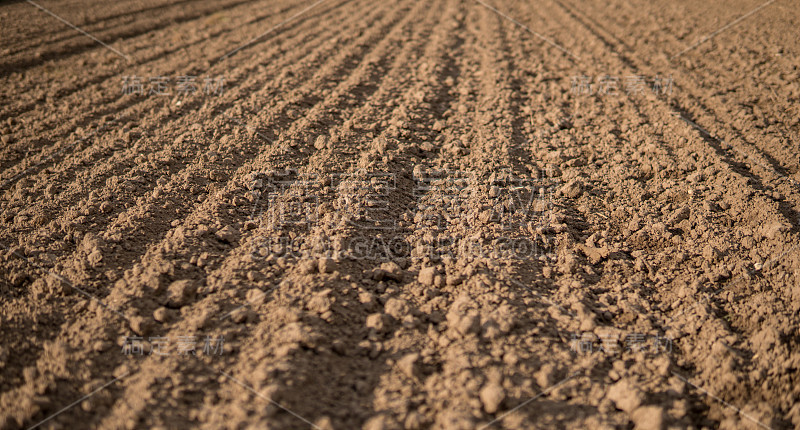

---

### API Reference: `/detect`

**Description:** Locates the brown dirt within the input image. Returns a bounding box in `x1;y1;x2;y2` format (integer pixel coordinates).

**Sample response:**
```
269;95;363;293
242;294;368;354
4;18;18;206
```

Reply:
1;0;799;429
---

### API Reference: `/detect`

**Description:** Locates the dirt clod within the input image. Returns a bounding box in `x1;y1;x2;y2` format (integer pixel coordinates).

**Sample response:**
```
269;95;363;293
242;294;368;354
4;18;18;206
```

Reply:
631;405;666;430
606;379;645;413
215;225;238;243
479;381;505;414
165;280;196;308
418;267;437;286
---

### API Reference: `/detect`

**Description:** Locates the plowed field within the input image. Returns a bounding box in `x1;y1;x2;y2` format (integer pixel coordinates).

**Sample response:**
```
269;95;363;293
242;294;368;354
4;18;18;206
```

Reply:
1;0;799;428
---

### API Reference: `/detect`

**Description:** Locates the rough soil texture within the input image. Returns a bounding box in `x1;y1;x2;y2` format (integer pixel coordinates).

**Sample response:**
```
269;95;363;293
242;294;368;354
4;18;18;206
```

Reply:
1;0;799;429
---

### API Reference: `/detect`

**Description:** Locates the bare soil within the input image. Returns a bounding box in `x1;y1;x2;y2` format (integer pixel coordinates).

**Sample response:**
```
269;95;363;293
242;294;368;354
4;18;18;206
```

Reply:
1;0;799;429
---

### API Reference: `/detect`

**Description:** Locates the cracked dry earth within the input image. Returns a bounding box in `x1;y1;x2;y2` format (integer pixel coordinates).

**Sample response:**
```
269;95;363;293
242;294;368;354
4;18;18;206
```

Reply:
1;0;799;429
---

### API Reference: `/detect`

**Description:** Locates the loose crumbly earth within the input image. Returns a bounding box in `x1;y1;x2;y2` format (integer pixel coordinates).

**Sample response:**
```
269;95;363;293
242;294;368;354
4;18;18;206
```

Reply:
1;0;799;429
